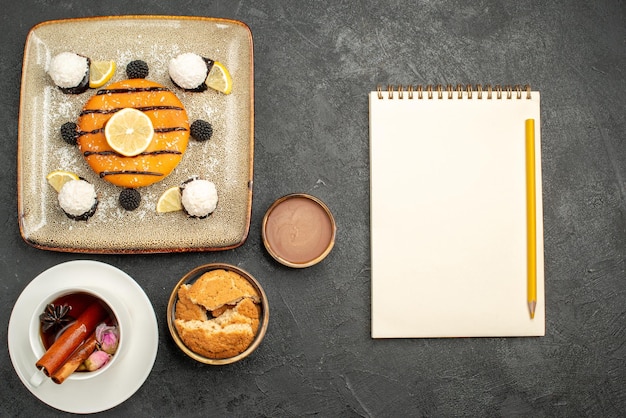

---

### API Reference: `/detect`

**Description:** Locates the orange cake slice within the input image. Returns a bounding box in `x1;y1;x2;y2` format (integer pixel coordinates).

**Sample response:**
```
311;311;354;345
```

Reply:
77;78;190;188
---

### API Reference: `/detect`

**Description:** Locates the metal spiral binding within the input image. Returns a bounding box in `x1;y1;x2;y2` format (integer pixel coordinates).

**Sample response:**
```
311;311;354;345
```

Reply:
376;84;532;99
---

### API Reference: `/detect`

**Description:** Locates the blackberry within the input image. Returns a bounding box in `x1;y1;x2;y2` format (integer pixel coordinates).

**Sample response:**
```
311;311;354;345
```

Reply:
60;122;78;145
190;119;213;141
119;188;141;211
126;60;149;79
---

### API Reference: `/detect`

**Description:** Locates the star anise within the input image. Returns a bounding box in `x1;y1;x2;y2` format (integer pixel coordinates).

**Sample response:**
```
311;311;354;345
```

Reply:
40;303;72;332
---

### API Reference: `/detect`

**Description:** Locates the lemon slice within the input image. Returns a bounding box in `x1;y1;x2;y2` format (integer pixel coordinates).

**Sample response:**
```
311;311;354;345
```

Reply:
46;170;79;192
205;61;233;94
104;108;154;157
156;186;183;213
89;60;116;88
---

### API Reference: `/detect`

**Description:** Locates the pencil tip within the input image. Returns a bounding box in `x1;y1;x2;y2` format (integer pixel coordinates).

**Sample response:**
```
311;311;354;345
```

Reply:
528;301;536;319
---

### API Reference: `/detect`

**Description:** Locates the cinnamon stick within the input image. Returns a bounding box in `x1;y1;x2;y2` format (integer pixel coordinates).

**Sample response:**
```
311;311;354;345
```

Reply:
50;333;98;384
36;302;107;377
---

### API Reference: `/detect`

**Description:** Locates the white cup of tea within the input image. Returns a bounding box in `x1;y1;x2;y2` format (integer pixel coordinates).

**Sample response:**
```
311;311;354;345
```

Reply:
28;287;125;387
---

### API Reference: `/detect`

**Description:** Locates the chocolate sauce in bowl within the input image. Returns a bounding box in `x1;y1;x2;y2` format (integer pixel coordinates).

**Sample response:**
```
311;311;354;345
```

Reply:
263;194;335;267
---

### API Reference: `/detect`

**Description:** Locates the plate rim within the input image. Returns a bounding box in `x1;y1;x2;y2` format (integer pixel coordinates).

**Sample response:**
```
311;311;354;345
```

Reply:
17;15;254;254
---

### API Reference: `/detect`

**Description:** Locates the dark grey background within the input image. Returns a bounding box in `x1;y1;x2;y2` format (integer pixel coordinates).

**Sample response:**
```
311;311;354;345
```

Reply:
1;1;625;416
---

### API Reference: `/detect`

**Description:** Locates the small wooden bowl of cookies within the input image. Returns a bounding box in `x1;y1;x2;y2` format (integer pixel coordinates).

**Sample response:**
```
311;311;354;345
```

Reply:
167;263;269;365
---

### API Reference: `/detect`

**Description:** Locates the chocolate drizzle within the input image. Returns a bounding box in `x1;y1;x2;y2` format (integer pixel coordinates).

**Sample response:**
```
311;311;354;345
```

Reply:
77;128;104;137
77;126;187;139
80;105;184;116
100;170;164;178
155;127;188;133
96;86;169;95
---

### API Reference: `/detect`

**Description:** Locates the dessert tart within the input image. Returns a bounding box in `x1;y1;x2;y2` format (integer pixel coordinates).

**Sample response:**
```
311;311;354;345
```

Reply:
76;78;190;188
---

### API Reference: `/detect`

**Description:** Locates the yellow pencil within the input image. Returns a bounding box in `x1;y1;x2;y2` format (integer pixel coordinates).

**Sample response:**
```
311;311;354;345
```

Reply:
525;119;537;319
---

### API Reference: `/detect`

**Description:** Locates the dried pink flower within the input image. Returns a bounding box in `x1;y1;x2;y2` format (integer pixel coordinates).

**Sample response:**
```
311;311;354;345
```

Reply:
84;350;111;371
95;323;119;354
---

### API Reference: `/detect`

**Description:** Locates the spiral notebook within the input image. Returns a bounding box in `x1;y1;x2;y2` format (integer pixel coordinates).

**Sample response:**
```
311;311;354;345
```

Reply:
369;84;545;338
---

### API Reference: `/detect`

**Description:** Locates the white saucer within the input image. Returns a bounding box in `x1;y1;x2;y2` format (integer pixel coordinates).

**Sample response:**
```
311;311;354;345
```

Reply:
8;260;158;414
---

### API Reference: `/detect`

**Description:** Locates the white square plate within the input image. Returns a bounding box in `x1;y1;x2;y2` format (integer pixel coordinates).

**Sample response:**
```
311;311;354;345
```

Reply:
18;16;254;253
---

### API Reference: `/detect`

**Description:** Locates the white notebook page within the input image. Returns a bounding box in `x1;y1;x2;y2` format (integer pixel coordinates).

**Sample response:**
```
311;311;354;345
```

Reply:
369;88;545;338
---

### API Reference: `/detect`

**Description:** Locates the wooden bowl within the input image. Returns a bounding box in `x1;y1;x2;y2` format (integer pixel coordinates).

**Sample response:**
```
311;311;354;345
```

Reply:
167;263;269;365
262;193;336;268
